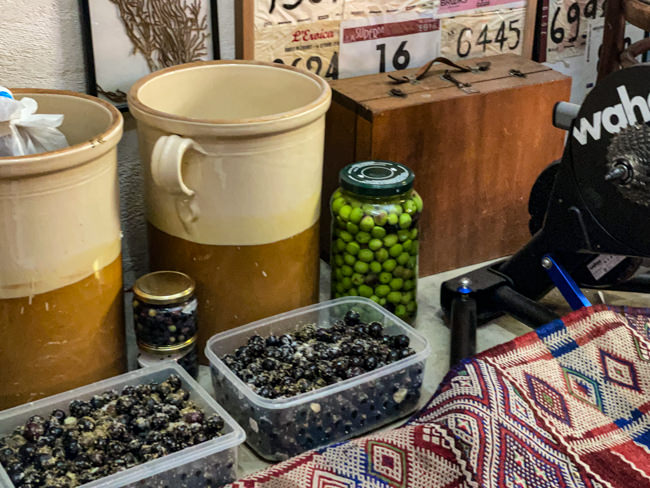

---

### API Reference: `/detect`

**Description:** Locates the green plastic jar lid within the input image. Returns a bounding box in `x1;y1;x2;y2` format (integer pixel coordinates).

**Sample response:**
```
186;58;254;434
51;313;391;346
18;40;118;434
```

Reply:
339;161;414;197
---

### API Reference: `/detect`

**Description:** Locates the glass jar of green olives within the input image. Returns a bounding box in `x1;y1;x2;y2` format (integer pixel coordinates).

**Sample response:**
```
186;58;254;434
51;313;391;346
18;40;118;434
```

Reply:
330;161;422;323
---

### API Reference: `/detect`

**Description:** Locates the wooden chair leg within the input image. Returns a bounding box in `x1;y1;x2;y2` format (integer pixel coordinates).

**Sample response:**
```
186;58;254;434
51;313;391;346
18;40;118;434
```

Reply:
598;0;628;80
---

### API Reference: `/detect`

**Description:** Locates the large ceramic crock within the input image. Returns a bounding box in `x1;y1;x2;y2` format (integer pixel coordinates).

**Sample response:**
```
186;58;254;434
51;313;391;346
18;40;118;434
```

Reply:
128;61;331;360
0;90;126;409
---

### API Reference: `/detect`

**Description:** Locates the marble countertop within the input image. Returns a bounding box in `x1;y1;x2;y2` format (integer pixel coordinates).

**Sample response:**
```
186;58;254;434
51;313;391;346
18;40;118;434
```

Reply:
190;259;649;478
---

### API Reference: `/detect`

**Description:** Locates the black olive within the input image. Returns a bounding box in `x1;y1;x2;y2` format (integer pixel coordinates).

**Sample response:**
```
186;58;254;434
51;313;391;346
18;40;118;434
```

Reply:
184;411;204;424
167;374;182;391
392;334;410;349
68;400;91;418
62;440;79;460
265;335;280;347
344;310;361;325
23;422;45;442
262;358;276;371
364;356;378;370
204;415;224;434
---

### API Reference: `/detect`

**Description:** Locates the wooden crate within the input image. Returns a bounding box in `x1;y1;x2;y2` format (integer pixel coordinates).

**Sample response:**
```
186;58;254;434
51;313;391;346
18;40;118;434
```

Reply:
321;54;571;276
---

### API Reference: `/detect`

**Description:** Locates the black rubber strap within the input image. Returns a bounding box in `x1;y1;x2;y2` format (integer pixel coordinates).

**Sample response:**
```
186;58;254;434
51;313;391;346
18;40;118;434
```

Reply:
388;57;473;84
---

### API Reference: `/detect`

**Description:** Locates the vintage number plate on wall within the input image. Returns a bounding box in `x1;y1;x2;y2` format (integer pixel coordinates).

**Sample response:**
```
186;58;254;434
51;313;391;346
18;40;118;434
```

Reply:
255;20;340;79
441;8;525;60
339;13;441;78
540;0;604;62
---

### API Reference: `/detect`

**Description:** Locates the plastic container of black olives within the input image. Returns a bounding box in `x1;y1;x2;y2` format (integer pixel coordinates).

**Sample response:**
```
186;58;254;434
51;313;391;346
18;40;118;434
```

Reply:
205;297;430;461
0;363;245;488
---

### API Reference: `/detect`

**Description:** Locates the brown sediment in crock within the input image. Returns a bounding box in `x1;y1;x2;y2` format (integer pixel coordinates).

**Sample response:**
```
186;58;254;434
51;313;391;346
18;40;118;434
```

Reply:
148;222;320;363
0;255;126;410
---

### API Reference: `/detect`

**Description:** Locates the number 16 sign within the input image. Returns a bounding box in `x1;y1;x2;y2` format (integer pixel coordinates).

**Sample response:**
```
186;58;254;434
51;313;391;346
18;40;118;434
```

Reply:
338;13;441;79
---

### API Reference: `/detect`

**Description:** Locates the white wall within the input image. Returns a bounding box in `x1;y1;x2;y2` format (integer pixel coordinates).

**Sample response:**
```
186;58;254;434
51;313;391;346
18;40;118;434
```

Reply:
0;0;235;286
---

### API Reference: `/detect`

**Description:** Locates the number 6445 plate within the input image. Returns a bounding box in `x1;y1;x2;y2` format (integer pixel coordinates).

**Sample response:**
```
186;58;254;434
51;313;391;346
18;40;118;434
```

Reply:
440;8;525;61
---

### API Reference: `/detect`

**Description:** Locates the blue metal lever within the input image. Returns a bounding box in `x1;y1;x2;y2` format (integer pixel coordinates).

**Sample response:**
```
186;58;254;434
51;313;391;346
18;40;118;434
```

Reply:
542;254;591;310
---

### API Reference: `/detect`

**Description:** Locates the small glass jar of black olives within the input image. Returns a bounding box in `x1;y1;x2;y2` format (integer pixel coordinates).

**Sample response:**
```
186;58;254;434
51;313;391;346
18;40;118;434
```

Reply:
330;161;422;323
132;271;198;350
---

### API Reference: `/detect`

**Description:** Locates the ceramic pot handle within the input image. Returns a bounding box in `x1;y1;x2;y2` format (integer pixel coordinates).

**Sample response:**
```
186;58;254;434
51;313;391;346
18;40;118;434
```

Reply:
151;134;206;232
151;134;206;196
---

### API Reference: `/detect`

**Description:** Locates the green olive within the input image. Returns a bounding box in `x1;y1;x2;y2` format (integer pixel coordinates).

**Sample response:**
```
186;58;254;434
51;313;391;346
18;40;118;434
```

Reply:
413;193;423;212
399;213;412;229
334;254;344;266
346;222;359;234
410;228;418;239
408;256;417;269
403;279;415;291
359;216;374;232
349;287;358;296
401;291;414;304
403;239;412;252
387;291;402;304
373;211;388;226
393;266;406;279
336;217;346;230
356;231;371;244
335;282;344;294
354;261;369;274
375;284;390;297
383;259;397;272
346;241;360;255
334;292;342;298
350;207;364;224
392;205;403;216
387;213;399;226
358;249;373;262
368;239;383;251
395;304;407;318
409;240;419;256
397;230;410;242
340;231;353;243
379;297;387;306
358;285;373;298
341;265;353;277
397;252;409;266
331;197;346;213
340;276;351;289
379;272;392;284
389;243;403;258
334;268;343;281
389;278;404;290
339;205;352;221
383;234;398;248
351;273;365;286
336;239;346;252
343;253;356;266
406;301;417;314
402;199;417;215
332;189;342;200
371;226;387;238
402;268;414;279
369;261;382;274
375;248;389;263
370;295;381;304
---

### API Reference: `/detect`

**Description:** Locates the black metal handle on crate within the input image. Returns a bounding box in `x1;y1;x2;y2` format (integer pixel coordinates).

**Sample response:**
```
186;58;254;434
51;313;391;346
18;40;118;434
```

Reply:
388;57;491;84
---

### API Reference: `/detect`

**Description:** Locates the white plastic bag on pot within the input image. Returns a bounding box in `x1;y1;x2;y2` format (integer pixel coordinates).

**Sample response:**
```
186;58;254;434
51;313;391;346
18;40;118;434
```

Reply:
0;87;69;157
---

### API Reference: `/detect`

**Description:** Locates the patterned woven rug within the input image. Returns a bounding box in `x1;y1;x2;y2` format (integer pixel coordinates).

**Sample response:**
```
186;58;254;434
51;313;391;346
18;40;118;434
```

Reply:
226;305;650;488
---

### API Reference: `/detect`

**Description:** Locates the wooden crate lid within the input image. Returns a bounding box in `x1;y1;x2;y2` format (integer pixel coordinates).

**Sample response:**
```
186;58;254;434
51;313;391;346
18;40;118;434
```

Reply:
330;54;570;118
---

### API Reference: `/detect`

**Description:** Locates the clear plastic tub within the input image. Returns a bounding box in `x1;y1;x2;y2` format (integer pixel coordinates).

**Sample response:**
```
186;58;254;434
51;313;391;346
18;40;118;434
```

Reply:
0;362;245;488
205;297;430;461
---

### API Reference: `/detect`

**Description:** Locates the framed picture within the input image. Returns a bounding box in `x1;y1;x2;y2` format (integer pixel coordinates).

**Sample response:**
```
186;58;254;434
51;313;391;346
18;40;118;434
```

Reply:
80;0;220;110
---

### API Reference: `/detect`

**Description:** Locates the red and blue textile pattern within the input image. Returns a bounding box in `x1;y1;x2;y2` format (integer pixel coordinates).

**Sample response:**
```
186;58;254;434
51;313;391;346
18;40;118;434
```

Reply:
226;305;650;487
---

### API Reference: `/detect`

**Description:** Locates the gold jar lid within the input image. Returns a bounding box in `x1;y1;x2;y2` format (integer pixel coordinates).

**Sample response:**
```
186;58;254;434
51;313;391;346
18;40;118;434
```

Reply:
133;271;195;305
137;335;197;355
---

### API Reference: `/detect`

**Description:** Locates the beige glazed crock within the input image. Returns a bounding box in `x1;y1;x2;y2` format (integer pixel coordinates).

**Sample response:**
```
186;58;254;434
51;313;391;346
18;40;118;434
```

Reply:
128;61;332;359
0;90;126;409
